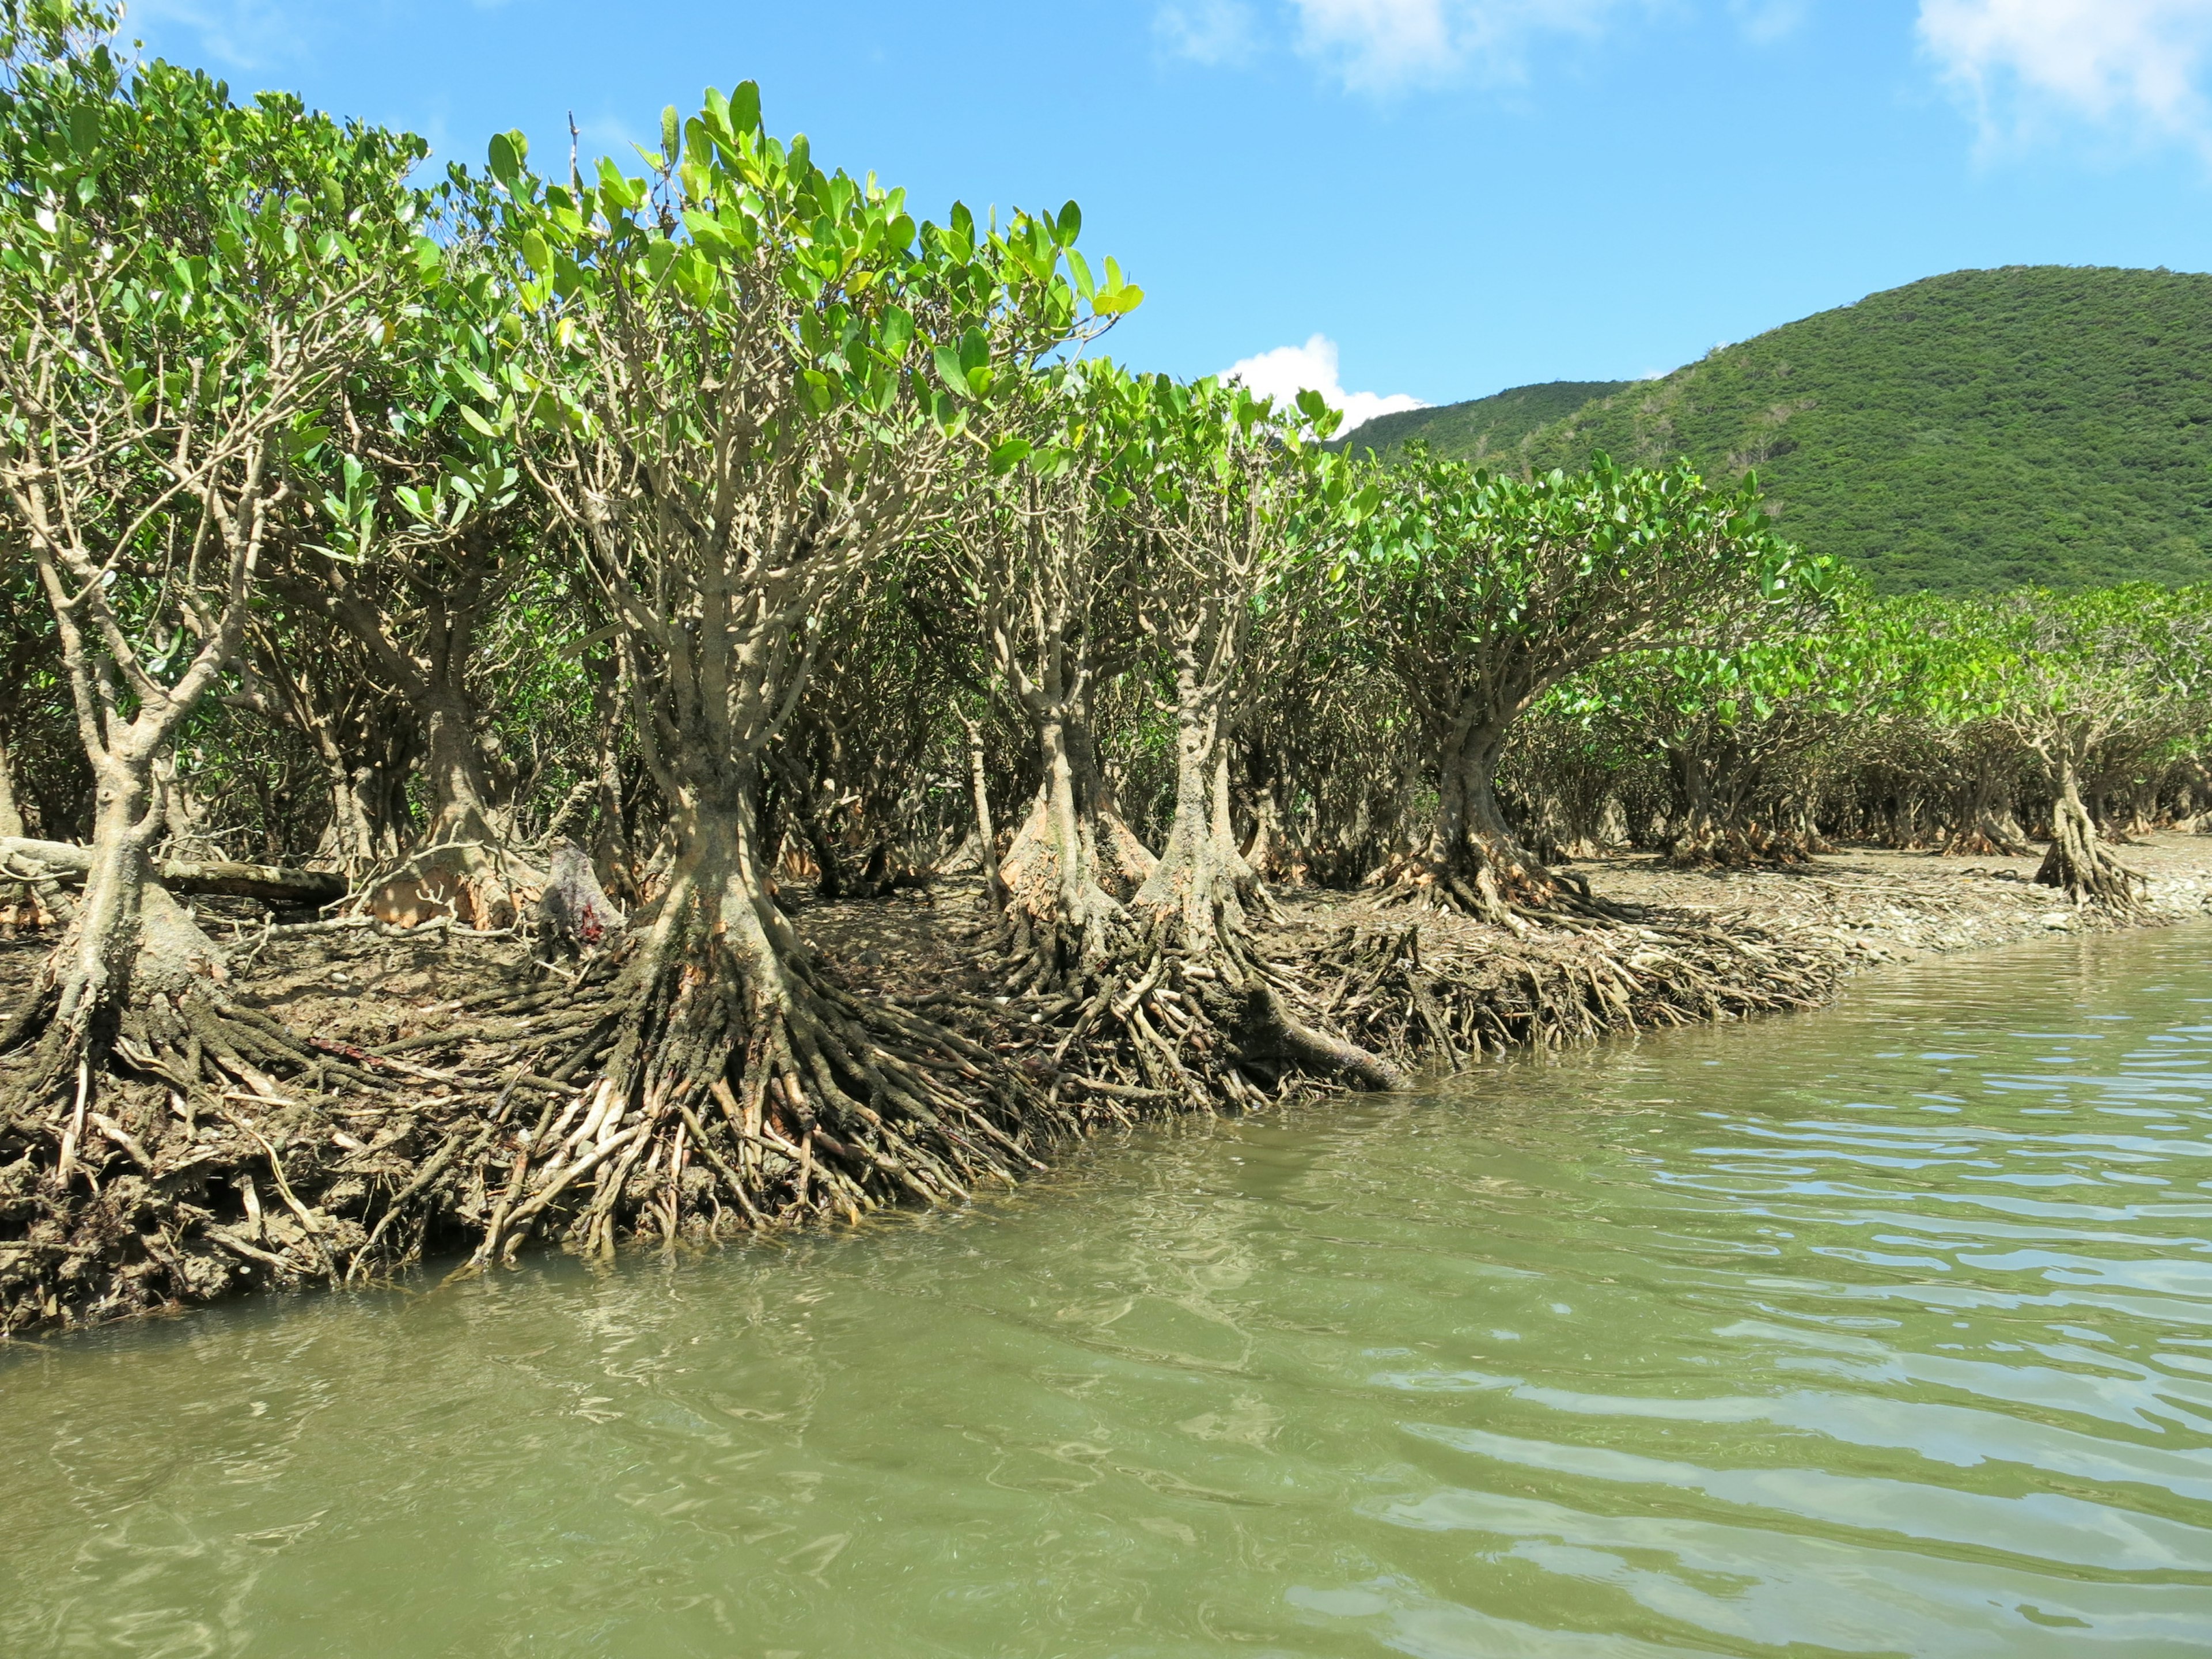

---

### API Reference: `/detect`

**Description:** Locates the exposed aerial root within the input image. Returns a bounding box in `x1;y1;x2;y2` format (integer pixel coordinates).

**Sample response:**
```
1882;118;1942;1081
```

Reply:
461;944;1058;1267
986;849;1409;1126
0;843;2039;1342
2036;839;2146;915
995;940;1408;1122
2036;790;2147;915
354;832;547;930
0;947;633;1335
1291;908;1844;1070
1665;824;1819;870
1365;849;1633;931
1365;852;1507;919
1942;827;2032;858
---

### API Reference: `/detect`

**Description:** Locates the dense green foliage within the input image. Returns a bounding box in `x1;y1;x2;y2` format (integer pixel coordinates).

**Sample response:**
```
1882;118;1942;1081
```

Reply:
3;6;2211;1327
0;28;2202;910
1338;378;1627;469
1365;268;2212;594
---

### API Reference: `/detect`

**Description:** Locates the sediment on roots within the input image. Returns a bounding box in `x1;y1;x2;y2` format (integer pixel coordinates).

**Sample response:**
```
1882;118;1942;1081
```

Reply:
355;827;546;931
1664;821;1819;870
1296;908;1844;1071
1944;821;2032;858
468;853;1056;1266
2036;794;2146;915
993;820;1408;1113
1367;835;1626;930
1;921;433;1332
0;846;658;1334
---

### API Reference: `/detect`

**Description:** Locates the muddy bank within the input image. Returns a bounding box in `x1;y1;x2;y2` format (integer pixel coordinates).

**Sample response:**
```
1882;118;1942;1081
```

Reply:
5;832;2209;1339
1245;832;2212;1067
1563;831;2212;961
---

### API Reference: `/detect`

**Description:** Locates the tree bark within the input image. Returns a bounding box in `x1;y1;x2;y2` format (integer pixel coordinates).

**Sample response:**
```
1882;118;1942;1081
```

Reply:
1943;753;2030;857
419;679;508;846
0;837;345;908
588;652;640;903
1210;741;1267;914
998;710;1128;989
0;729;22;842
1134;660;1240;955
2;753;229;1072
1378;704;1571;924
2035;757;2144;912
960;713;1006;911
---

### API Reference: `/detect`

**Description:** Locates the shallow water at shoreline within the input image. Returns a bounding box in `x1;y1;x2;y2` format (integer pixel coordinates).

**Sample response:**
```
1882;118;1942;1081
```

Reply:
4;926;2211;1657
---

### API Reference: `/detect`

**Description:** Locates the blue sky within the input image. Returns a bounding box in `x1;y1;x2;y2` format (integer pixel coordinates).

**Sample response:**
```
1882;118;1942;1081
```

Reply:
126;1;2212;428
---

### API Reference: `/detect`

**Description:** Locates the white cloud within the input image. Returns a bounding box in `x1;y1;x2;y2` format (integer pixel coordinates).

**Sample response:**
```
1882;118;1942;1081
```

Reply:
1919;0;2212;157
1220;334;1427;433
1729;0;1809;45
124;0;312;71
1285;0;1628;94
1157;0;1262;65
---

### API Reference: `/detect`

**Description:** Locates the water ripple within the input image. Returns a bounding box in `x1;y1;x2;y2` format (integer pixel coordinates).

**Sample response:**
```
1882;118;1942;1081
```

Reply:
1;926;2210;1656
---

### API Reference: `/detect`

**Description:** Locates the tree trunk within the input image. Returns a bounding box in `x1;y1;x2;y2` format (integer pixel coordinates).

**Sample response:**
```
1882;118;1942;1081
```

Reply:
1003;690;1399;1094
2036;757;2145;913
476;775;1039;1260
419;683;506;843
1068;707;1156;897
998;713;1127;990
1242;782;1296;885
1664;741;1721;863
960;714;1005;912
1773;792;1833;859
1521;790;1577;866
589;656;640;904
0;729;23;842
1133;661;1244;956
0;837;345;908
319;760;378;871
1210;743;1268;914
50;772;166;1050
769;749;850;900
1377;709;1571;924
1597;791;1631;851
0;729;33;933
359;678;532;929
1;756;229;1078
1944;756;2029;857
1663;737;1801;868
303;587;536;929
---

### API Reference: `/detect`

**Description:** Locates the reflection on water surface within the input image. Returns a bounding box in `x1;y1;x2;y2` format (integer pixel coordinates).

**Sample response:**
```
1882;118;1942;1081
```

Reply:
3;926;2211;1657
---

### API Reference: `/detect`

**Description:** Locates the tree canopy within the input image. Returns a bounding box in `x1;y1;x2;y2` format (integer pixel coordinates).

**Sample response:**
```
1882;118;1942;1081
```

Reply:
1350;267;2212;595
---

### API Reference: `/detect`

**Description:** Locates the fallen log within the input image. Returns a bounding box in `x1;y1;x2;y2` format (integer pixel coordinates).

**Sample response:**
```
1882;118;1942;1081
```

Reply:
0;836;347;908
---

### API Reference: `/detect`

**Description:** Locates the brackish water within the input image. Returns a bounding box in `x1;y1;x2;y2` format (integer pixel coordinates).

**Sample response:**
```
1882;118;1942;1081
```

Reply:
5;929;2212;1658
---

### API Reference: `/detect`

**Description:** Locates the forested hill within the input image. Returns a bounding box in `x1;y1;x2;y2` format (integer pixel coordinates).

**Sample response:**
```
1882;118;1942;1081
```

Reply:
1341;378;1628;468
1366;267;2212;594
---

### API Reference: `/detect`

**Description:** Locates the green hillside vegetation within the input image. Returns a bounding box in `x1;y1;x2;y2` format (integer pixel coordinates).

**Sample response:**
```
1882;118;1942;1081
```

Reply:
1340;378;1628;468
1522;268;2212;593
